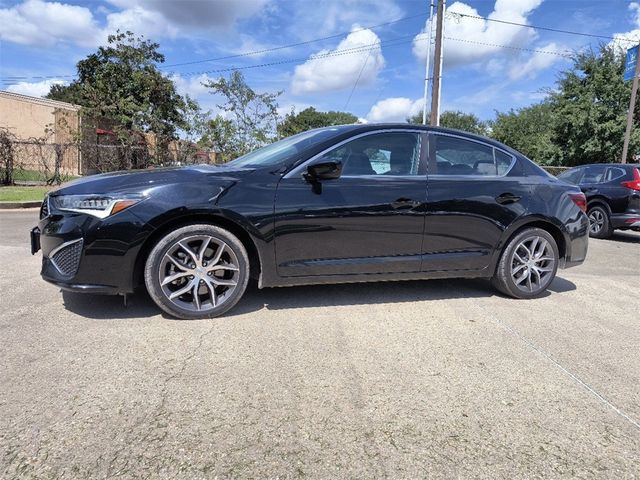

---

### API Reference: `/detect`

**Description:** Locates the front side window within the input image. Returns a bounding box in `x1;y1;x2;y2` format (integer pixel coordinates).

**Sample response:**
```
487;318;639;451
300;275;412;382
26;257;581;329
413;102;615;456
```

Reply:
315;132;421;176
433;135;511;176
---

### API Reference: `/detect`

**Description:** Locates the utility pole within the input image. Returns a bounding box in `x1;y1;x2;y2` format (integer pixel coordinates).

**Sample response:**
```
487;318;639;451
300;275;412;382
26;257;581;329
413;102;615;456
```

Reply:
622;44;640;164
421;2;435;125
430;0;445;126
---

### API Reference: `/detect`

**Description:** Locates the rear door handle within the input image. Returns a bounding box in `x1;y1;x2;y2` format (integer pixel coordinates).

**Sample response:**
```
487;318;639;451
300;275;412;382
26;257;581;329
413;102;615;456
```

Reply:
391;198;420;209
496;193;521;205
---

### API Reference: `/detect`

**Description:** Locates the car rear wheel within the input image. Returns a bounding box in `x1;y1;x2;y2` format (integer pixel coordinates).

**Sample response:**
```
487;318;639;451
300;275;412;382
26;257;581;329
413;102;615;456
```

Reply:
144;224;249;319
587;205;613;239
492;228;559;299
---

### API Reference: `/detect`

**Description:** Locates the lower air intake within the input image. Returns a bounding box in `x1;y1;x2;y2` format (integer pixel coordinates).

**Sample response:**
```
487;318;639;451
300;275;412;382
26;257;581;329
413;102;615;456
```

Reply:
50;239;83;277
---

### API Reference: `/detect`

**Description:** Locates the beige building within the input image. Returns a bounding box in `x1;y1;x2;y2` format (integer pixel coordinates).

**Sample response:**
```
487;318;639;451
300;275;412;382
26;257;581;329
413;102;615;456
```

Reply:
0;90;80;142
0;90;81;175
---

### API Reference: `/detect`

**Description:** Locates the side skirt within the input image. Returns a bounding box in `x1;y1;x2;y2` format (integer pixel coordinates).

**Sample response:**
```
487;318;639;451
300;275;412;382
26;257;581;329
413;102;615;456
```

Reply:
260;267;492;289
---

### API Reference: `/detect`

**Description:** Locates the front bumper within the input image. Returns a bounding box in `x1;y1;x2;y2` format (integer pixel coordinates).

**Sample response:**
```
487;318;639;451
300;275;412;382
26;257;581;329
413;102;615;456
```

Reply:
34;207;153;295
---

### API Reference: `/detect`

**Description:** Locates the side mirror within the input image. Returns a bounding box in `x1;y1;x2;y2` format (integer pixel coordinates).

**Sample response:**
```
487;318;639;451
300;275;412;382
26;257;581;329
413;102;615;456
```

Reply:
305;161;342;181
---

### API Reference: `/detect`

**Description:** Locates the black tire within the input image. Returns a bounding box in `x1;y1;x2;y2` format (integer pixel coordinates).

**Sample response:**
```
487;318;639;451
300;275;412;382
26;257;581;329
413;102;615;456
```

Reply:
587;205;613;239
491;227;559;299
144;224;249;319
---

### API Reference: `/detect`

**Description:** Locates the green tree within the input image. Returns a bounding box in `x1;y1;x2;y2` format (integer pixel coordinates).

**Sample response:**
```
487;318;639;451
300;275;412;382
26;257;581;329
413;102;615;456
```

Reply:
47;31;189;142
548;44;640;165
202;71;281;161
490;102;560;165
277;107;358;137
408;110;489;136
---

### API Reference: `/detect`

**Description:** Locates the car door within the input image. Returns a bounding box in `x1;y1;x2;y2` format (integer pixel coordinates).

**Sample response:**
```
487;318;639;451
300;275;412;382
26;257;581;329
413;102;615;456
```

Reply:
580;165;622;212
273;130;427;277
423;132;531;272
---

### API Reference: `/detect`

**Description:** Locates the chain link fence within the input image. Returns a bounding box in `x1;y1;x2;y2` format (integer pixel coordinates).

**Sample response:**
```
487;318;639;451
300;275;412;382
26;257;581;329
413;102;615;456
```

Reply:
1;139;216;186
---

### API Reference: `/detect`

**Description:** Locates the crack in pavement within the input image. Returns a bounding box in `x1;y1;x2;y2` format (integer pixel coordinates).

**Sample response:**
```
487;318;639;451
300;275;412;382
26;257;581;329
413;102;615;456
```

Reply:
104;322;218;478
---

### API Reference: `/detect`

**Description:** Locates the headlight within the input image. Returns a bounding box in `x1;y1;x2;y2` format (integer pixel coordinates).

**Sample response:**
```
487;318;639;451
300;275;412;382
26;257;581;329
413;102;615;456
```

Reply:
51;194;143;219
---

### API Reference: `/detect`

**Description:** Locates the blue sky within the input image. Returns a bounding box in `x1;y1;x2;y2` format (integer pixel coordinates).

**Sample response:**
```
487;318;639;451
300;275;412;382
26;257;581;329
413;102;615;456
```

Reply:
1;0;639;123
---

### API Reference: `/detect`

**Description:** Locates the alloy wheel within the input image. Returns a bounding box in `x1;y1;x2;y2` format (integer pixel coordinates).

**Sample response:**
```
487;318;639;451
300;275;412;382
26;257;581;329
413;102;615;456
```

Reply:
588;209;604;235
510;235;556;293
158;235;239;313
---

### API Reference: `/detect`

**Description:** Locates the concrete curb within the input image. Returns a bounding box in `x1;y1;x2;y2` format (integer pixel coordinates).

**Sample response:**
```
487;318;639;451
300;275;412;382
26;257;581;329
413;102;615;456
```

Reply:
0;201;42;209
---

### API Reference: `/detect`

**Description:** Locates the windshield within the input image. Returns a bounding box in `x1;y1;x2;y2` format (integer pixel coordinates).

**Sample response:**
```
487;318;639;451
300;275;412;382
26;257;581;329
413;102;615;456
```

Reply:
226;127;349;168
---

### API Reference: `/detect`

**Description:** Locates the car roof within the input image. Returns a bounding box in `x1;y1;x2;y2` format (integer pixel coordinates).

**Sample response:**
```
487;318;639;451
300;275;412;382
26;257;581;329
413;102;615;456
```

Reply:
326;123;520;154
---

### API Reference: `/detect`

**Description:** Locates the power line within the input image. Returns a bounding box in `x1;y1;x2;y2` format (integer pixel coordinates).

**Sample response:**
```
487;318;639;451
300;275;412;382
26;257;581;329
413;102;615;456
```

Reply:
0;28;597;85
165;36;415;78
343;49;373;110
449;12;639;44
444;36;574;58
161;12;428;69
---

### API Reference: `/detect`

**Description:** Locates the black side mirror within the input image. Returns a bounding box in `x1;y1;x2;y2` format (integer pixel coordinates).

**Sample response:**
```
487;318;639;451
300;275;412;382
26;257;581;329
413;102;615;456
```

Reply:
305;161;342;181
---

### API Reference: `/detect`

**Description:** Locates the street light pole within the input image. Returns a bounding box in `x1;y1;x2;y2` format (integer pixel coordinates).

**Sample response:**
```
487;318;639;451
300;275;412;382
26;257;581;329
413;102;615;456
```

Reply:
622;44;640;164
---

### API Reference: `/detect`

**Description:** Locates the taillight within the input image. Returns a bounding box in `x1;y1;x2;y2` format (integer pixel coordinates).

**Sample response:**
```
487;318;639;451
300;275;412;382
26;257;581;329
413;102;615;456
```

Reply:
569;192;587;212
621;168;640;191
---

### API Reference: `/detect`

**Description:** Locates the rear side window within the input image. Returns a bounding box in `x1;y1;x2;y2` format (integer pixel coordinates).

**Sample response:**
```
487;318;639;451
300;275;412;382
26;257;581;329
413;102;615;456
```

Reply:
495;150;513;175
433;134;513;176
580;165;607;184
558;168;582;184
604;167;626;182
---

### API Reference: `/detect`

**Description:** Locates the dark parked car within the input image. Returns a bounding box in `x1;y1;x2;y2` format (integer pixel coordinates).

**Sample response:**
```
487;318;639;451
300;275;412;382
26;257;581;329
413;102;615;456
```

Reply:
557;163;640;238
31;124;589;319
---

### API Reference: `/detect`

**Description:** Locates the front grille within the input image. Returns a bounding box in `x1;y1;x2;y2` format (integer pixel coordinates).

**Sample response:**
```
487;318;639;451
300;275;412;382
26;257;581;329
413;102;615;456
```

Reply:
40;196;49;219
50;239;83;277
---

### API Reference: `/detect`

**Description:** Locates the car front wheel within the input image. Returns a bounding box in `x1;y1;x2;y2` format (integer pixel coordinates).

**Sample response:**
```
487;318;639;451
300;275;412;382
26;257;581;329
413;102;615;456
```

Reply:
144;224;250;319
492;228;559;299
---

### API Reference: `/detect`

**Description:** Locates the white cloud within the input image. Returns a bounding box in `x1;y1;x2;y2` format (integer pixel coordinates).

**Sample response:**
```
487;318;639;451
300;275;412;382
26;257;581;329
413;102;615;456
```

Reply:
413;0;543;67
365;97;423;122
0;0;98;47
169;74;214;98
508;42;567;80
610;2;640;52
0;0;268;48
6;79;67;97
291;26;385;95
101;6;178;44
107;0;268;30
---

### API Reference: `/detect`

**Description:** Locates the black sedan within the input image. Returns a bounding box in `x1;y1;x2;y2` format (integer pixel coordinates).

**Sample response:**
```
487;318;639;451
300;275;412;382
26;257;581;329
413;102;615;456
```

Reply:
557;163;640;238
32;124;589;319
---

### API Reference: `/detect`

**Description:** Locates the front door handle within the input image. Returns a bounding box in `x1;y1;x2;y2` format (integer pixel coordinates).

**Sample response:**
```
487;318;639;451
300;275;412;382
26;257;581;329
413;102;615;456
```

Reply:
495;193;521;205
391;198;420;209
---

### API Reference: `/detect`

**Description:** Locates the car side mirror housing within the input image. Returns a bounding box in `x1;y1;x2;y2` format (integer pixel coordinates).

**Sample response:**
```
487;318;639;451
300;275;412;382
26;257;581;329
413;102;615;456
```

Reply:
305;161;342;181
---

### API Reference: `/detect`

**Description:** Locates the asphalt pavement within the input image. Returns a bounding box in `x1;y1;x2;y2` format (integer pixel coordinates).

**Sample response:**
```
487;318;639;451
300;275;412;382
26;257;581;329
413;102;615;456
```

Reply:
1;209;639;479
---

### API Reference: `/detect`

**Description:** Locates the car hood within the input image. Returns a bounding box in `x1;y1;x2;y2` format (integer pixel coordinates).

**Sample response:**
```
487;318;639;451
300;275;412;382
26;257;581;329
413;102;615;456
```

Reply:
50;164;256;196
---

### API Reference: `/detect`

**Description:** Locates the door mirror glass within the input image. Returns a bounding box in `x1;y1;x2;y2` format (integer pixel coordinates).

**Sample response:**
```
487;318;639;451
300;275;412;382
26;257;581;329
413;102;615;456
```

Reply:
306;161;342;180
